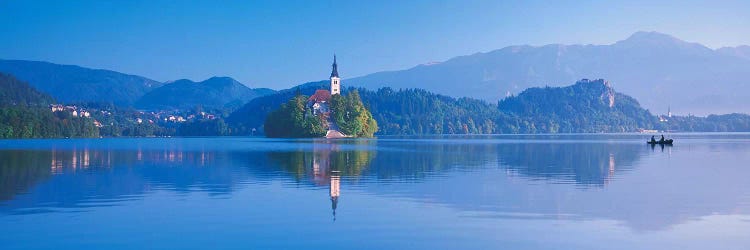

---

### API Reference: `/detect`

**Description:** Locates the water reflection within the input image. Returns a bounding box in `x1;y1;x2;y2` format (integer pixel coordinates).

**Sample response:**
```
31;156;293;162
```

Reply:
1;136;749;234
267;140;375;220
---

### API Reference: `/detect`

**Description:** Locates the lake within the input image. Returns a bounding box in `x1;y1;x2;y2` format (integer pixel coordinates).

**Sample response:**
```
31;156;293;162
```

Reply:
1;134;750;249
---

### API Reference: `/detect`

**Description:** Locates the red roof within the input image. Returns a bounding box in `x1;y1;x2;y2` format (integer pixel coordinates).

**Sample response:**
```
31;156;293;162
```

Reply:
308;89;331;103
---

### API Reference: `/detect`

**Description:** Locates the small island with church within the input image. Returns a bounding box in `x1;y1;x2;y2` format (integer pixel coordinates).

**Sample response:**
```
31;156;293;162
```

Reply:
264;55;378;138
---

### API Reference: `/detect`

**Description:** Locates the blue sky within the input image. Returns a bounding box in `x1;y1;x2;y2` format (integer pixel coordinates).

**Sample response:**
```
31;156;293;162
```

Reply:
1;0;749;89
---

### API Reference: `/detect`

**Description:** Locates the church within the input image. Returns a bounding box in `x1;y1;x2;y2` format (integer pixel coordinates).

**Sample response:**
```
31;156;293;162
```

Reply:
307;55;348;138
307;55;341;115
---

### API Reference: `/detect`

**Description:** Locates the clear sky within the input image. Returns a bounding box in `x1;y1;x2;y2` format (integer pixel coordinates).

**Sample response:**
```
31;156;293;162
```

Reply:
1;0;749;89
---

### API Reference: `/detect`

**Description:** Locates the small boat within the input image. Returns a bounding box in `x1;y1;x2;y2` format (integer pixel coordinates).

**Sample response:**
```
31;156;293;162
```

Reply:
647;139;673;145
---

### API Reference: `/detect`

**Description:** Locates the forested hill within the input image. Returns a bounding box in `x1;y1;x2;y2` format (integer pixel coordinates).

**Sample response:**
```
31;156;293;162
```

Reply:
0;59;163;106
135;77;275;111
0;72;55;106
0;73;98;138
498;79;656;133
229;78;750;136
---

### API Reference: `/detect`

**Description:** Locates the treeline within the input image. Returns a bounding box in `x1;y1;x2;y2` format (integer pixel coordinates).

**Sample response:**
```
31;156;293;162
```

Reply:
0;108;99;138
657;113;750;132
358;87;509;135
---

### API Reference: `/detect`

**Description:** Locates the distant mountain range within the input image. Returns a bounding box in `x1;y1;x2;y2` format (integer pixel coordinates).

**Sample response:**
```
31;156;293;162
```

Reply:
2;31;749;115
0;60;274;110
135;77;275;110
0;60;163;106
348;31;750;115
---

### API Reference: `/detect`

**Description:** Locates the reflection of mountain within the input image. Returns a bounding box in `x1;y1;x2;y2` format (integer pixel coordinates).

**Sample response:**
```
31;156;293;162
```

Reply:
2;137;750;233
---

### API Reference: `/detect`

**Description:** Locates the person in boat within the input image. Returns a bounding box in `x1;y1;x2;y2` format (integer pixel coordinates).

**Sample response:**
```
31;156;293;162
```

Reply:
651;135;656;143
659;135;665;143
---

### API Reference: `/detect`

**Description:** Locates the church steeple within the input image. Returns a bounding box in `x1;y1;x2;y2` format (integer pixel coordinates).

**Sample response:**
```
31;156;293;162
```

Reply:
330;54;339;78
330;54;340;95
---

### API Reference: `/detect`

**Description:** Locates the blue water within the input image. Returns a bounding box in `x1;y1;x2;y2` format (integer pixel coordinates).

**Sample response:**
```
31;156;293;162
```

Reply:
1;134;750;249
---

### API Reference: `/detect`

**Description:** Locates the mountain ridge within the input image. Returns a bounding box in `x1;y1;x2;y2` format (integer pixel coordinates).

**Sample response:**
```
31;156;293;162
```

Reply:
135;76;275;111
0;59;163;106
347;31;750;115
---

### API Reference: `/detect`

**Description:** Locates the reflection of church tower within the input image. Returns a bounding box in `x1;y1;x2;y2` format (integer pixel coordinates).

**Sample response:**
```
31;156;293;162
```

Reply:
330;170;341;221
330;55;340;95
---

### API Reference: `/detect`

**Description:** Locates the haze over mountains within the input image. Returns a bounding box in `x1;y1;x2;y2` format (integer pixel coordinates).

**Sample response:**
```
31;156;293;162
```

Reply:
349;31;750;115
0;60;274;110
1;31;749;115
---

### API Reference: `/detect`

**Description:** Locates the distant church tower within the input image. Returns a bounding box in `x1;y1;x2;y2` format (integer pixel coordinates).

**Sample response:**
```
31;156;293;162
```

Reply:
330;54;340;95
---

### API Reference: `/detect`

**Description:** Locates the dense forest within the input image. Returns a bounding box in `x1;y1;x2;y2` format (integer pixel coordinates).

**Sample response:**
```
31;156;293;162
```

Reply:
497;79;657;133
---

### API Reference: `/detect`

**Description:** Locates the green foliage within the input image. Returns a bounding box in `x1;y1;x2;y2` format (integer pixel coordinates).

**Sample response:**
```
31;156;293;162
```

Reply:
656;113;750;132
0;73;98;138
178;119;230;136
0;107;99;138
498;80;657;133
357;88;509;135
264;95;327;138
329;90;378;137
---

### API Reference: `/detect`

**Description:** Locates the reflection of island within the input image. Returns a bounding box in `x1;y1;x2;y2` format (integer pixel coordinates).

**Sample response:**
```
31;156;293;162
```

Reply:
269;140;375;220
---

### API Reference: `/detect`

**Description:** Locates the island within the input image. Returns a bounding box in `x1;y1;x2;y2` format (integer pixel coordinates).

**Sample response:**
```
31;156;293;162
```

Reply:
263;56;378;138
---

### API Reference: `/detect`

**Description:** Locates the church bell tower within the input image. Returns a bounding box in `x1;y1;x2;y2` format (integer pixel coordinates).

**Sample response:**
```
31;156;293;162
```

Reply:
330;54;340;95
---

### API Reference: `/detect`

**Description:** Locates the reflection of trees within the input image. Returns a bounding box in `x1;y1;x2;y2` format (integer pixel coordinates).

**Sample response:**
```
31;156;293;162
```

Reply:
496;143;641;186
363;140;641;186
0;148;251;212
363;141;499;180
265;139;376;221
0;150;53;201
267;140;375;181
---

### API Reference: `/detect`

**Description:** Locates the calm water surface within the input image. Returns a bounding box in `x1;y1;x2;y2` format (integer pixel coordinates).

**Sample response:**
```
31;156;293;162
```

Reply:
1;134;749;249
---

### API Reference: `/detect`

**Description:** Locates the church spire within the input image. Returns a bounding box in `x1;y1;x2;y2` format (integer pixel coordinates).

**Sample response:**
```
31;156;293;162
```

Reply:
330;54;339;78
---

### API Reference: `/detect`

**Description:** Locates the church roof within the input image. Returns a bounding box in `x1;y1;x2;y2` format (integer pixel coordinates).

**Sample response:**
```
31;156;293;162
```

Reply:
309;89;331;103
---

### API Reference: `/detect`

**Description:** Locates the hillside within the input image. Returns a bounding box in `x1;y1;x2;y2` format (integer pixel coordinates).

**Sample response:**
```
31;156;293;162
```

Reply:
498;79;656;133
0;59;163;106
0;72;55;107
349;31;750;115
135;77;275;111
0;74;98;138
229;79;661;135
